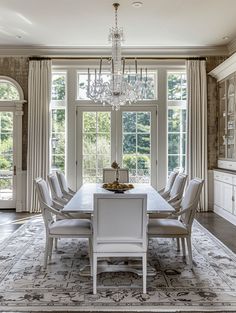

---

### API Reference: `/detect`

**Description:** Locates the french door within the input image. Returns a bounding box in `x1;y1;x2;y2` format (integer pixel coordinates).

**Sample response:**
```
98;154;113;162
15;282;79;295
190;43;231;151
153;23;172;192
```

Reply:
76;106;157;188
0;111;16;208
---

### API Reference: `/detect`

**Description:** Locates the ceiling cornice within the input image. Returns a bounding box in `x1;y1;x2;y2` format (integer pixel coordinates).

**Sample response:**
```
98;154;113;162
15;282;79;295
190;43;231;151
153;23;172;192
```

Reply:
228;37;236;56
209;52;236;81
0;45;229;57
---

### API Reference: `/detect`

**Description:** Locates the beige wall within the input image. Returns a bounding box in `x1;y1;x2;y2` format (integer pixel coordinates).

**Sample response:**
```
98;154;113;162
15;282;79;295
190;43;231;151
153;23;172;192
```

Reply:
0;56;228;173
0;57;29;170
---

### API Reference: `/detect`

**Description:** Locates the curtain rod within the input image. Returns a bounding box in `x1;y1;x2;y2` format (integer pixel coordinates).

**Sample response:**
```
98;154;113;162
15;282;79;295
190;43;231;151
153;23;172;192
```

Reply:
29;56;207;61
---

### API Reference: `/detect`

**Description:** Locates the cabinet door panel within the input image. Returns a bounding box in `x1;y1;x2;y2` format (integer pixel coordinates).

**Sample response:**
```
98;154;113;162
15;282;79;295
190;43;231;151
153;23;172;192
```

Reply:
233;187;236;216
222;182;233;213
214;180;222;208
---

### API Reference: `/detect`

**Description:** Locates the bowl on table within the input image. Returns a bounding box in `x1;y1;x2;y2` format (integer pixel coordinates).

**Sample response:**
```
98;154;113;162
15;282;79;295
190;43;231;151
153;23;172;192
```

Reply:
102;182;134;193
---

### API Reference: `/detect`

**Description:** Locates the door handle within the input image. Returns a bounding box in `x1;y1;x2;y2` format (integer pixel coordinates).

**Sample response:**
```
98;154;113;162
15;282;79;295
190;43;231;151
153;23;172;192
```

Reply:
13;165;16;175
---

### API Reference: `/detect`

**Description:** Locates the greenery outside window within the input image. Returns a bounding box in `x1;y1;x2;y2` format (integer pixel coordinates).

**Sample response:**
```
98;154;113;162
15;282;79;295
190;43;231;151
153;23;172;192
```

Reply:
122;111;151;183
50;72;67;172
82;111;111;183
167;72;187;175
0;79;20;200
0;81;20;101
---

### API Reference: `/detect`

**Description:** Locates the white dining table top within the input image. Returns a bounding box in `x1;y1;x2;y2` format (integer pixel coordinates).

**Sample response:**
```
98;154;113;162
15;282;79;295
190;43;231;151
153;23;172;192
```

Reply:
62;183;175;214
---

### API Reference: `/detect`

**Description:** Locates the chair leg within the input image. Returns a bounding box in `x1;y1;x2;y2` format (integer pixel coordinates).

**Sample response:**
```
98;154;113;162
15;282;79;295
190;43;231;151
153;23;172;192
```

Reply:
142;254;147;294
176;238;180;251
44;237;49;269
186;236;193;269
93;254;97;295
54;238;58;250
48;238;53;260
88;237;93;276
181;238;186;257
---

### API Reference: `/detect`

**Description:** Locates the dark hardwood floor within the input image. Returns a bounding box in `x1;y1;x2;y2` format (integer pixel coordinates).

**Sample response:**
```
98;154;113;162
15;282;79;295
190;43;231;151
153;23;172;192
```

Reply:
0;210;37;242
196;211;236;253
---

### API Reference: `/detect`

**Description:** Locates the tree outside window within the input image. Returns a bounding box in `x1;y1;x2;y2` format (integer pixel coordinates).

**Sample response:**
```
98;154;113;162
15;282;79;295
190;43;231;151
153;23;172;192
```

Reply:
167;72;187;175
50;73;66;172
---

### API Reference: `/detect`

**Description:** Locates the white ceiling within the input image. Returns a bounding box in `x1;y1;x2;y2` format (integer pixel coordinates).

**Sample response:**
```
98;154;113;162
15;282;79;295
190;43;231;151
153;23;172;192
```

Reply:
0;0;236;50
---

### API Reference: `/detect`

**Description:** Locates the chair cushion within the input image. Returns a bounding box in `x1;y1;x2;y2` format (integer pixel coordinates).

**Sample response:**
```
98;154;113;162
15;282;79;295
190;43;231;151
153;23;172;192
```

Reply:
148;219;188;236
49;219;91;235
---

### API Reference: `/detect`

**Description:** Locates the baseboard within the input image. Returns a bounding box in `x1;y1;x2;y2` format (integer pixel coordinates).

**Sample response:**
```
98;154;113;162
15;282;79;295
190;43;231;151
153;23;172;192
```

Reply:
214;204;236;226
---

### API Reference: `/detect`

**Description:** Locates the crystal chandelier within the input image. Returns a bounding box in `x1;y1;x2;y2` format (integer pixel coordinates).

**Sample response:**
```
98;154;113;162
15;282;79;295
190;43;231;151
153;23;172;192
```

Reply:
87;3;149;110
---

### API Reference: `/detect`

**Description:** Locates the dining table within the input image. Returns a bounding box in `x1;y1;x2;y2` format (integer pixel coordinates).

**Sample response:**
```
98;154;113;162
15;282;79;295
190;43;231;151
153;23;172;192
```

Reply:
62;183;175;215
62;183;175;277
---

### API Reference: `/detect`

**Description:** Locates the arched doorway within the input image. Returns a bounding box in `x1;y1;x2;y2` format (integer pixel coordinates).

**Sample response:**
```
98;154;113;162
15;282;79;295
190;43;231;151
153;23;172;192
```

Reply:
0;76;25;210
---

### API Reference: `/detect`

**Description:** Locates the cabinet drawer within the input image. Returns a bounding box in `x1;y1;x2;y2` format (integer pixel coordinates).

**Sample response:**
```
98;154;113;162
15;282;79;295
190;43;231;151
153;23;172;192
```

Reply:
214;171;233;184
218;160;236;171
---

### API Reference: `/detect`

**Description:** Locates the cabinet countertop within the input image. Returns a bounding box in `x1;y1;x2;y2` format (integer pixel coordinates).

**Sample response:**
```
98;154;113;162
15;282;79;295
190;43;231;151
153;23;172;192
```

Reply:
214;168;236;175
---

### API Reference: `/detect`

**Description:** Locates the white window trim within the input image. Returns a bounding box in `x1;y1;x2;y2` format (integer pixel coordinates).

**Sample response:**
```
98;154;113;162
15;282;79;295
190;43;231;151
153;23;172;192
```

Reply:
52;63;186;191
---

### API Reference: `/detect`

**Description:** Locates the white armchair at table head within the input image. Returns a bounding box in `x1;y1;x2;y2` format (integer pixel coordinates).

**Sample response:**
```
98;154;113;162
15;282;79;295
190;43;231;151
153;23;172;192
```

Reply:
103;168;129;183
92;193;147;294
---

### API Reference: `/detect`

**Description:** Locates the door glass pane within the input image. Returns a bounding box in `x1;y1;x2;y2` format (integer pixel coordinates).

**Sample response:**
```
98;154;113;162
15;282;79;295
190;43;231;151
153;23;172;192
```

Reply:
50;109;66;172
167;72;187;175
122;111;151;183
0;112;13;200
82;112;111;183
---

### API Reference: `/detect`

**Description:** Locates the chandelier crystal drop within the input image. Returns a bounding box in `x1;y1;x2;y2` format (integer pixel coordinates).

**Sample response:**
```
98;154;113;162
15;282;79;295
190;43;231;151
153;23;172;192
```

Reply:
87;3;149;110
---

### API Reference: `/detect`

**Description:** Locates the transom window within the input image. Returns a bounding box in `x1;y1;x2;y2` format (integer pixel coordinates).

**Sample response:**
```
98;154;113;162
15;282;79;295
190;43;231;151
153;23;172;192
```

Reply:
0;80;20;101
77;72;157;101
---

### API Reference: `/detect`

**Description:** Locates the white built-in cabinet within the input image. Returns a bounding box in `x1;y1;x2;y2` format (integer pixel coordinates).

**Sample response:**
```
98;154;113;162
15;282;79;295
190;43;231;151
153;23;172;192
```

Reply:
213;170;236;225
210;53;236;225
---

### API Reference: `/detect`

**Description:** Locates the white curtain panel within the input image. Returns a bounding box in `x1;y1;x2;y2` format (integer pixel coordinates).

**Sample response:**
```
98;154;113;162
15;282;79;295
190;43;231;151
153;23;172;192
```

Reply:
27;60;52;213
186;60;208;211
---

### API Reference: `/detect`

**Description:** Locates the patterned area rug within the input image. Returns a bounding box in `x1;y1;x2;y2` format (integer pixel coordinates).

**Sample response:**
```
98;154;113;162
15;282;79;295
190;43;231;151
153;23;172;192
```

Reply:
0;216;236;312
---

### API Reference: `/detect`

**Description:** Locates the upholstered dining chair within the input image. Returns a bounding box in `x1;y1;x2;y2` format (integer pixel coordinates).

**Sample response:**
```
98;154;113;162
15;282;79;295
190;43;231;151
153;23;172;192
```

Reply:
158;171;178;197
56;170;75;200
48;173;69;205
103;168;129;183
148;178;204;269
162;173;188;207
35;177;92;269
92;193;147;294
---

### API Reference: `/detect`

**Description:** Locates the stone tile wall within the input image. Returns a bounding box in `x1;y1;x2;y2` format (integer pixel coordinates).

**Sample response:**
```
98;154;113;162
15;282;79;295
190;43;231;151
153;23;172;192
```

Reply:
0;57;29;170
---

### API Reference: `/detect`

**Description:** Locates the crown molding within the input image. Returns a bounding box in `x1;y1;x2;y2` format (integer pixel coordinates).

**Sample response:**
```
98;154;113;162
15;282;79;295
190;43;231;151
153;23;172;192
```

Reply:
228;37;236;55
209;52;236;81
0;45;229;57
